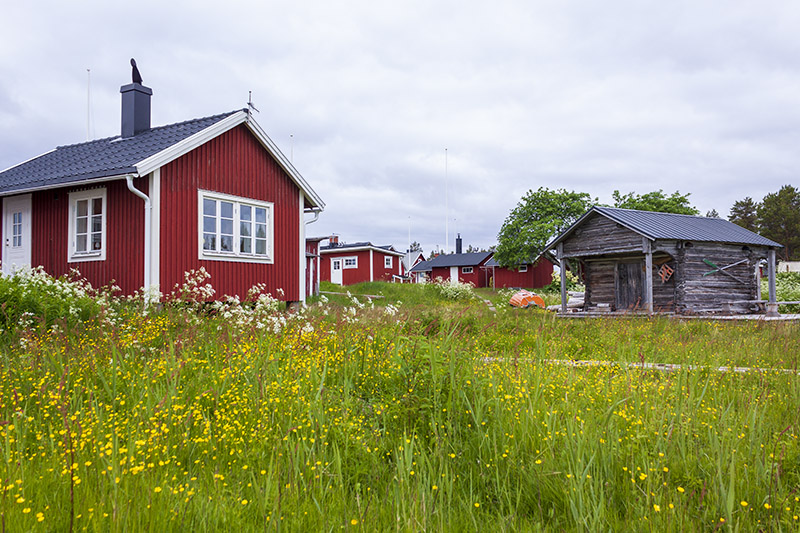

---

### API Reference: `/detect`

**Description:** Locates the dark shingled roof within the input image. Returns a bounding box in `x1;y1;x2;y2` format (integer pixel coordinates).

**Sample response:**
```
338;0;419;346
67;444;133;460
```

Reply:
548;206;783;249
409;259;432;273
0;110;242;194
426;251;493;268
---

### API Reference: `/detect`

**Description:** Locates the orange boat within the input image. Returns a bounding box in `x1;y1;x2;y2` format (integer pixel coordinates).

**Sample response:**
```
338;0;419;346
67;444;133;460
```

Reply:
509;290;545;309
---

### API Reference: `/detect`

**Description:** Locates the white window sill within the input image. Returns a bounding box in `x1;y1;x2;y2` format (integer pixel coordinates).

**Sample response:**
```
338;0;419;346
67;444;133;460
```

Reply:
200;251;274;264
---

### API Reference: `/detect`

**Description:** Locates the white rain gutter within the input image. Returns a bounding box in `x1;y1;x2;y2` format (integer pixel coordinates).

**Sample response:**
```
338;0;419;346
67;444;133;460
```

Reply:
126;175;152;304
305;207;321;225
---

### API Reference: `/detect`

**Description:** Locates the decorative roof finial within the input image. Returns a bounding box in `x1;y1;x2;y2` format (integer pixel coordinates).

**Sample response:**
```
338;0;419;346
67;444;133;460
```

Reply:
131;58;143;84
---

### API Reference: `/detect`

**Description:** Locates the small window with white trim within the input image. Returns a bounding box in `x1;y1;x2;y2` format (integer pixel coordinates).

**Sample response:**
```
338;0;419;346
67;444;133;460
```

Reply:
68;188;107;262
519;264;528;272
199;190;274;263
384;256;393;268
343;256;358;269
462;266;473;274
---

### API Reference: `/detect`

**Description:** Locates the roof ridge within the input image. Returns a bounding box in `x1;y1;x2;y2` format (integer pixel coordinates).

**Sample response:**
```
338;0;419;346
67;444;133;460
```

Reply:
596;205;706;219
54;109;245;150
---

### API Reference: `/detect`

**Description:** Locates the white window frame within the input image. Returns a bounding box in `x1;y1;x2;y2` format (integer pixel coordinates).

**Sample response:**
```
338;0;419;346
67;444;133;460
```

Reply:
198;190;274;263
519;264;528;272
384;256;393;268
343;256;358;269
462;266;473;274
68;188;107;262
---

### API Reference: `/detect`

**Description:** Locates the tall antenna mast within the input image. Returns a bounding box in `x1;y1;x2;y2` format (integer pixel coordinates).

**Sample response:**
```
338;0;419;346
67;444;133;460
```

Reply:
445;148;449;254
247;91;260;114
86;68;91;141
290;134;294;163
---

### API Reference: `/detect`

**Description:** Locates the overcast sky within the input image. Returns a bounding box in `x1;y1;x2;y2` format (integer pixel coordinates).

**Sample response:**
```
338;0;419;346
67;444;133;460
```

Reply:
2;1;799;255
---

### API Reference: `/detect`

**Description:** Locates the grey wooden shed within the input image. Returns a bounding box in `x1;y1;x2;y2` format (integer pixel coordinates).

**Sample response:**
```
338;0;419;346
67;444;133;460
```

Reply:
545;207;783;315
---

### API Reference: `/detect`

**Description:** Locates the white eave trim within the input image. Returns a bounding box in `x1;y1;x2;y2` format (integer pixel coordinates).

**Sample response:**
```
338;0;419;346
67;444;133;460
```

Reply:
321;246;405;256
134;111;325;210
0;173;136;197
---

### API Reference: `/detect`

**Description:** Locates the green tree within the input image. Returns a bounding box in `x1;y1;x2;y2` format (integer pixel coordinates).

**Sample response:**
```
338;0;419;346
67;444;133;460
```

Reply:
408;241;422;253
706;209;720;218
757;185;800;260
611;189;699;215
728;197;760;232
495;187;594;267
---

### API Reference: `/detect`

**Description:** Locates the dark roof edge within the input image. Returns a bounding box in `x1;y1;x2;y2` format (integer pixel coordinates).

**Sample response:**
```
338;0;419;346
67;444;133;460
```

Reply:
0;171;137;197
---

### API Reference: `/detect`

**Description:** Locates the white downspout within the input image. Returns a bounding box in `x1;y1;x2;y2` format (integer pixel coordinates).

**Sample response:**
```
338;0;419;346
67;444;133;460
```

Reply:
126;175;151;305
304;208;322;299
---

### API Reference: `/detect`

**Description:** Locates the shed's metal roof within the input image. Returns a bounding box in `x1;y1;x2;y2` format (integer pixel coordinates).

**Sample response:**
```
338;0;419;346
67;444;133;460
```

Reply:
548;206;782;250
0;111;241;194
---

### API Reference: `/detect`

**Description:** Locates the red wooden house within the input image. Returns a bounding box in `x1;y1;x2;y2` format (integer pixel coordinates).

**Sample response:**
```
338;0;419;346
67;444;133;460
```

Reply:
0;74;324;304
320;239;405;285
427;251;494;287
483;257;554;289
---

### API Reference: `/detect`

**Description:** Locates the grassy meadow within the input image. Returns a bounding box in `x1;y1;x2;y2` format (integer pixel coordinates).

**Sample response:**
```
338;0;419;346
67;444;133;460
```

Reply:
1;271;800;531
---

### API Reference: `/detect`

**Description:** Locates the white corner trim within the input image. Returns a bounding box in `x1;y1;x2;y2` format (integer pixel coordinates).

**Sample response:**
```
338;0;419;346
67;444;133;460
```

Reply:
369;249;374;282
149;169;161;292
299;190;306;303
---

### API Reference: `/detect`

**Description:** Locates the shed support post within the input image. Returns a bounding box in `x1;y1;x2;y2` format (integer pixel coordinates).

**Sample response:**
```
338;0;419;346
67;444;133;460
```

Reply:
643;239;653;315
767;248;779;317
558;243;567;314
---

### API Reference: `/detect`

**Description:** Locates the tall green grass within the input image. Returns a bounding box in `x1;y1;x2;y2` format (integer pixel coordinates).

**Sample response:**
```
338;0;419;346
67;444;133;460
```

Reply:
1;278;799;531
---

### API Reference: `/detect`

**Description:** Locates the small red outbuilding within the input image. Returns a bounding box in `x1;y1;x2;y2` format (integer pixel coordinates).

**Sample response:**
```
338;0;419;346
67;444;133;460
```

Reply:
320;240;405;285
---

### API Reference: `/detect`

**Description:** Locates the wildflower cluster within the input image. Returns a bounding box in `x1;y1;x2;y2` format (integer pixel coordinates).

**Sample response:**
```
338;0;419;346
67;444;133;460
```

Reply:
0;265;116;332
431;277;475;300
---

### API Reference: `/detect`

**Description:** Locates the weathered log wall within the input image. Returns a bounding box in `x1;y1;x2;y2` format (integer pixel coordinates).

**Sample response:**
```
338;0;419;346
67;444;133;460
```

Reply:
675;242;764;314
584;255;676;312
562;214;643;257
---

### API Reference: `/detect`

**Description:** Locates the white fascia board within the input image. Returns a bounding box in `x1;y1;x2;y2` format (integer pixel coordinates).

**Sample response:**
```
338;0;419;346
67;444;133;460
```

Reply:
0;173;135;197
244;116;325;210
134;111;249;177
133;111;325;211
321;246;405;256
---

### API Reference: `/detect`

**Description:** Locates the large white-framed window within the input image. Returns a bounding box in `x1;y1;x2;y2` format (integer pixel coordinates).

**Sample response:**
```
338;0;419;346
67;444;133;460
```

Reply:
198;190;274;263
462;266;473;274
384;256;393;268
68;188;107;262
343;256;358;269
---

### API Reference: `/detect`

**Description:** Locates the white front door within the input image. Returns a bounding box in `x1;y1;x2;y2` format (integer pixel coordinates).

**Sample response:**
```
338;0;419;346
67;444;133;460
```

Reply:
450;266;459;284
331;258;343;284
2;194;32;275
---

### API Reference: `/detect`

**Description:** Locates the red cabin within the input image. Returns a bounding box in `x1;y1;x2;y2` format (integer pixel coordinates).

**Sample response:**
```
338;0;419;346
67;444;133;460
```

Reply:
427;251;494;287
0;75;324;304
320;240;405;285
483;257;554;289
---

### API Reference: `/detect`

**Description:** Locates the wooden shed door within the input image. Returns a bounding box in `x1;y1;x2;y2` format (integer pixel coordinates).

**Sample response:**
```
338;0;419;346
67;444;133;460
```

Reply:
616;261;643;310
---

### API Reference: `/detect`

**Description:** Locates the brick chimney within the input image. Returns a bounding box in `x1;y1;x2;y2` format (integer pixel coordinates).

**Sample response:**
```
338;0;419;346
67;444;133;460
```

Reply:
120;82;152;138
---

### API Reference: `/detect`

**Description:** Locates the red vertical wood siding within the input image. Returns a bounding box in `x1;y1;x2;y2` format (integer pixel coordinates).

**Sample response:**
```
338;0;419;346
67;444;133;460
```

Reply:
492;261;553;289
373;251;401;281
160;124;301;301
430;262;489;287
30;179;146;294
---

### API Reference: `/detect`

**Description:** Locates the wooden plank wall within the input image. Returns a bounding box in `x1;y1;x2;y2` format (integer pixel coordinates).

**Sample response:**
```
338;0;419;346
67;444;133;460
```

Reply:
584;256;676;312
675;243;763;314
562;214;643;257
